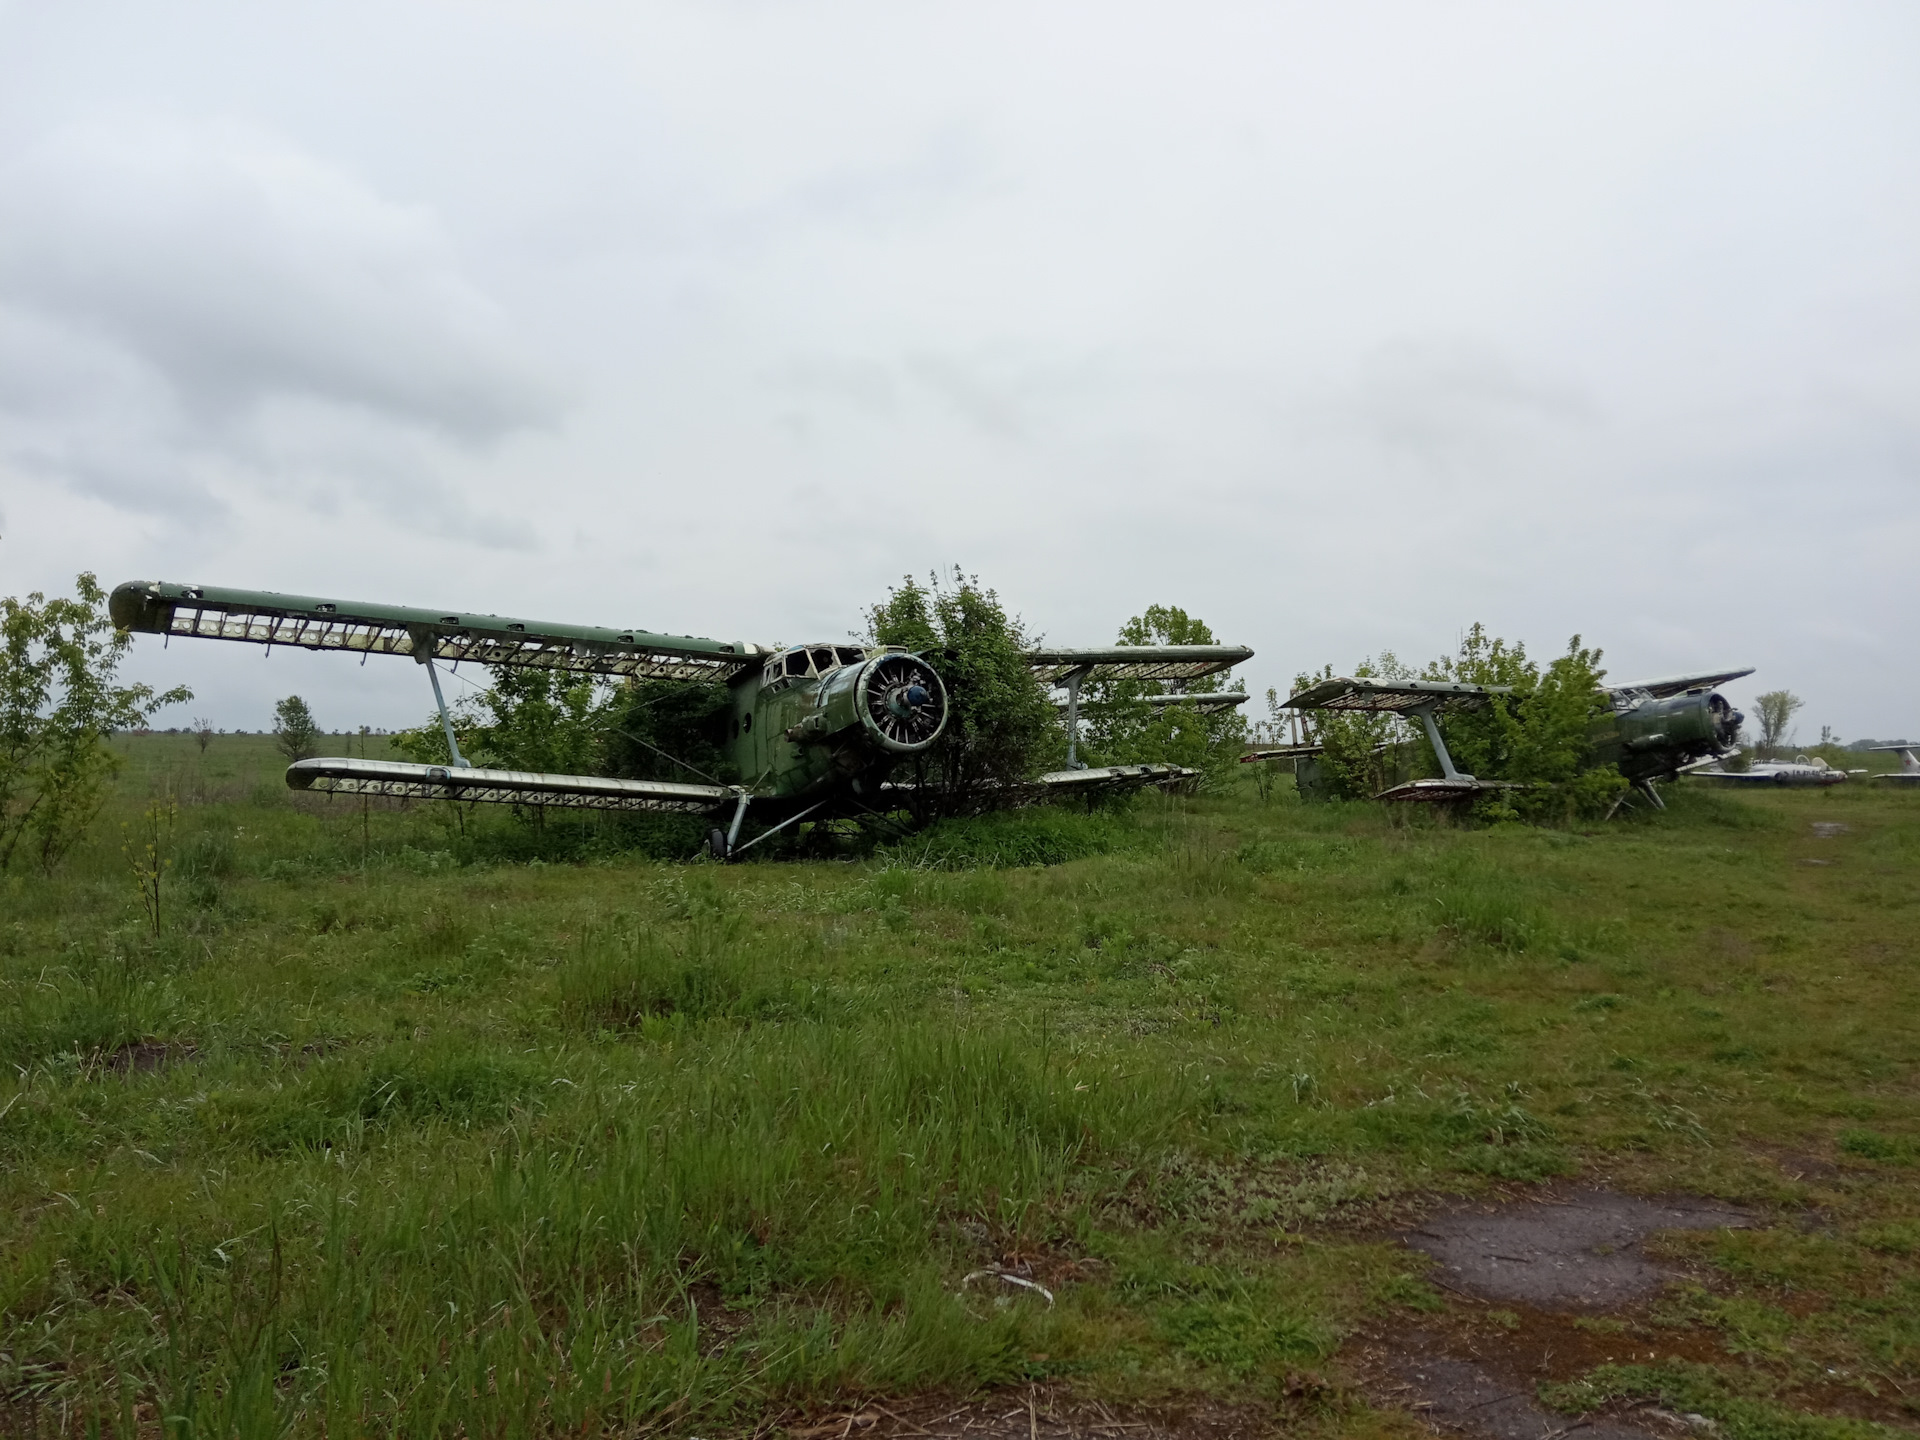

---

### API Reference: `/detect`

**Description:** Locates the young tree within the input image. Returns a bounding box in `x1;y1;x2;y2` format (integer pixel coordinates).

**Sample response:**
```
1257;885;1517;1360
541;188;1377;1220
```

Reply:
395;668;617;776
273;695;320;761
192;716;214;755
1078;604;1248;784
1752;690;1802;758
1289;625;1627;820
0;573;192;872
1288;653;1416;800
867;570;1057;817
1423;625;1625;821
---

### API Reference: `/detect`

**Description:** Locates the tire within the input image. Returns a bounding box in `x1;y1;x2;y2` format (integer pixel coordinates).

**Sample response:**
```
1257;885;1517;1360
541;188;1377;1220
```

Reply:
706;826;730;860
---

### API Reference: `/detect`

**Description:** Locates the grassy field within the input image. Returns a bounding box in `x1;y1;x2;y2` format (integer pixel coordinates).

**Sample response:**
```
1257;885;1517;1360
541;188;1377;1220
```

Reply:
1;734;1916;1438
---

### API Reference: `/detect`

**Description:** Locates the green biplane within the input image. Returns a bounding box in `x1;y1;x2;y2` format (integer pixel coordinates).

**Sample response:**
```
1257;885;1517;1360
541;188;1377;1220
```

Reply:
1247;668;1751;810
111;581;1251;857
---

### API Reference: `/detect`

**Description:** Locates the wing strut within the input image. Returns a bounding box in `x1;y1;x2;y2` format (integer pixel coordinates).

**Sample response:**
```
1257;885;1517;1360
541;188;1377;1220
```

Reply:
1061;665;1092;770
728;797;829;859
421;655;472;769
1410;703;1466;784
725;792;753;853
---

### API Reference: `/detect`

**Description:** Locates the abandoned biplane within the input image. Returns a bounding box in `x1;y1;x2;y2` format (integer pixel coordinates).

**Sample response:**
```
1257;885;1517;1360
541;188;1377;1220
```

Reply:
110;580;1251;857
1244;667;1751;809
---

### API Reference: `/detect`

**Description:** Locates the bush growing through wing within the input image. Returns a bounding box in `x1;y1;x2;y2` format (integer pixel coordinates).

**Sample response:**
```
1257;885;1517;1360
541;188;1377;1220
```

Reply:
867;569;1061;819
1292;626;1628;820
1423;626;1628;822
1286;652;1421;801
1076;604;1248;785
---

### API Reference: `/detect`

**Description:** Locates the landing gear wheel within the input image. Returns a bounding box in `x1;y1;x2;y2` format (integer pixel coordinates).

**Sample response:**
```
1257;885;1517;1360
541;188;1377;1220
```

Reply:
706;826;731;861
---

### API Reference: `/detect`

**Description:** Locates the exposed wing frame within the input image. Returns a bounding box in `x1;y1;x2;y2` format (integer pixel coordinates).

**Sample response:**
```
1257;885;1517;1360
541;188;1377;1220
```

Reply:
112;581;768;683
288;757;738;814
1604;668;1755;700
1026;646;1252;685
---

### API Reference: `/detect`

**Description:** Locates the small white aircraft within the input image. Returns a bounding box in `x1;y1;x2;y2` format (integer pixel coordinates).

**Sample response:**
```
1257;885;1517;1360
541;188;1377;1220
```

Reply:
1684;754;1858;787
1866;744;1920;784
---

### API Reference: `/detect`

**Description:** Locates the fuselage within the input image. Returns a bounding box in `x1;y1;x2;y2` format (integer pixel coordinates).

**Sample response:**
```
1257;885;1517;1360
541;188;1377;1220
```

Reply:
724;645;948;808
1589;686;1743;782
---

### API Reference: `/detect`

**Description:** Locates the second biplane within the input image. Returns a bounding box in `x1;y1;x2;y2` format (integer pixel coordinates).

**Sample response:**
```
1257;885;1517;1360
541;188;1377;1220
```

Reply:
111;580;1251;857
1246;667;1751;809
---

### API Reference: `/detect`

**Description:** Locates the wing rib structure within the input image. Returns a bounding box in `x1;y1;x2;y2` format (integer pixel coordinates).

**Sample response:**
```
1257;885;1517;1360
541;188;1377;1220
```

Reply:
288;758;735;814
882;763;1198;808
1277;677;1520;803
1281;676;1511;713
111;581;765;683
1605;668;1754;699
1026;646;1252;685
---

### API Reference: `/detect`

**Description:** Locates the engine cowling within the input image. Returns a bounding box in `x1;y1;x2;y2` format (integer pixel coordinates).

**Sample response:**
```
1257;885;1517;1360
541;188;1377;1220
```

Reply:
784;652;948;754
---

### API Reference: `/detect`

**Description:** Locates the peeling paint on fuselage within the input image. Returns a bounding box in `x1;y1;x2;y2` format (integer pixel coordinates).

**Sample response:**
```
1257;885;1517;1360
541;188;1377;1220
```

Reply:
724;644;939;806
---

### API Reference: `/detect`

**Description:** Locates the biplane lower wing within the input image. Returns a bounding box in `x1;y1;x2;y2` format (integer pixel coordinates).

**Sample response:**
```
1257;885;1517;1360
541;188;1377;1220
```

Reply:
1374;778;1527;803
1024;763;1198;799
1054;691;1250;714
1239;743;1328;762
287;758;738;814
882;763;1197;809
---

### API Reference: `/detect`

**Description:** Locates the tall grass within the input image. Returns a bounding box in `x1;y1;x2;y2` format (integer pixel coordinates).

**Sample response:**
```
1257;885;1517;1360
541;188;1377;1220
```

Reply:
2;737;1918;1434
5;1023;1192;1435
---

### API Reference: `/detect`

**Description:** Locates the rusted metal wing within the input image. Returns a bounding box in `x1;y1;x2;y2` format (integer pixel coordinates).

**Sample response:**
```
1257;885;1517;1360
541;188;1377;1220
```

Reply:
1053;691;1250;713
1373;777;1528;803
1026;646;1252;685
111;581;768;683
1604;668;1754;699
1239;743;1328;762
287;758;737;814
881;762;1198;809
1021;763;1199;799
1282;676;1512;715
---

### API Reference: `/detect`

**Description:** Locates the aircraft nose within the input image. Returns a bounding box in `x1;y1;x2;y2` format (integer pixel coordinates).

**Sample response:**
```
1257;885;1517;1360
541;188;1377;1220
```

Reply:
904;684;929;707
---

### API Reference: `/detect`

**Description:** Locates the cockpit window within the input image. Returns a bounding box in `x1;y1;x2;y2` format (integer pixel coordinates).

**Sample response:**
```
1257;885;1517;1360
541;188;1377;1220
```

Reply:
766;645;867;686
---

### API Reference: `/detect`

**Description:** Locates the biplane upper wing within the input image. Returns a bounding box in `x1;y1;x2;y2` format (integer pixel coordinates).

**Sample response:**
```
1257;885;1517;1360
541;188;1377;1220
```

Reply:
1605;668;1754;699
110;580;770;683
1281;676;1512;714
287;757;738;813
1025;646;1252;685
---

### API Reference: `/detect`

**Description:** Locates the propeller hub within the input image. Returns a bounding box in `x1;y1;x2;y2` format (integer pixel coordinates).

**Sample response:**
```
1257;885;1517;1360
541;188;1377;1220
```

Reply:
861;654;948;752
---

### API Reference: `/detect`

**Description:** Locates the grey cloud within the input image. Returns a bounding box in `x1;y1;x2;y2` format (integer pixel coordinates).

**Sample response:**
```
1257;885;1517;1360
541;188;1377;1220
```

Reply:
0;119;555;433
1330;340;1598;474
0;117;559;525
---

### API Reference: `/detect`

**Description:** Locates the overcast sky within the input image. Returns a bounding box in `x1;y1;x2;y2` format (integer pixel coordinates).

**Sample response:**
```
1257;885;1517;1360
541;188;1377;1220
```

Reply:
2;1;1915;741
